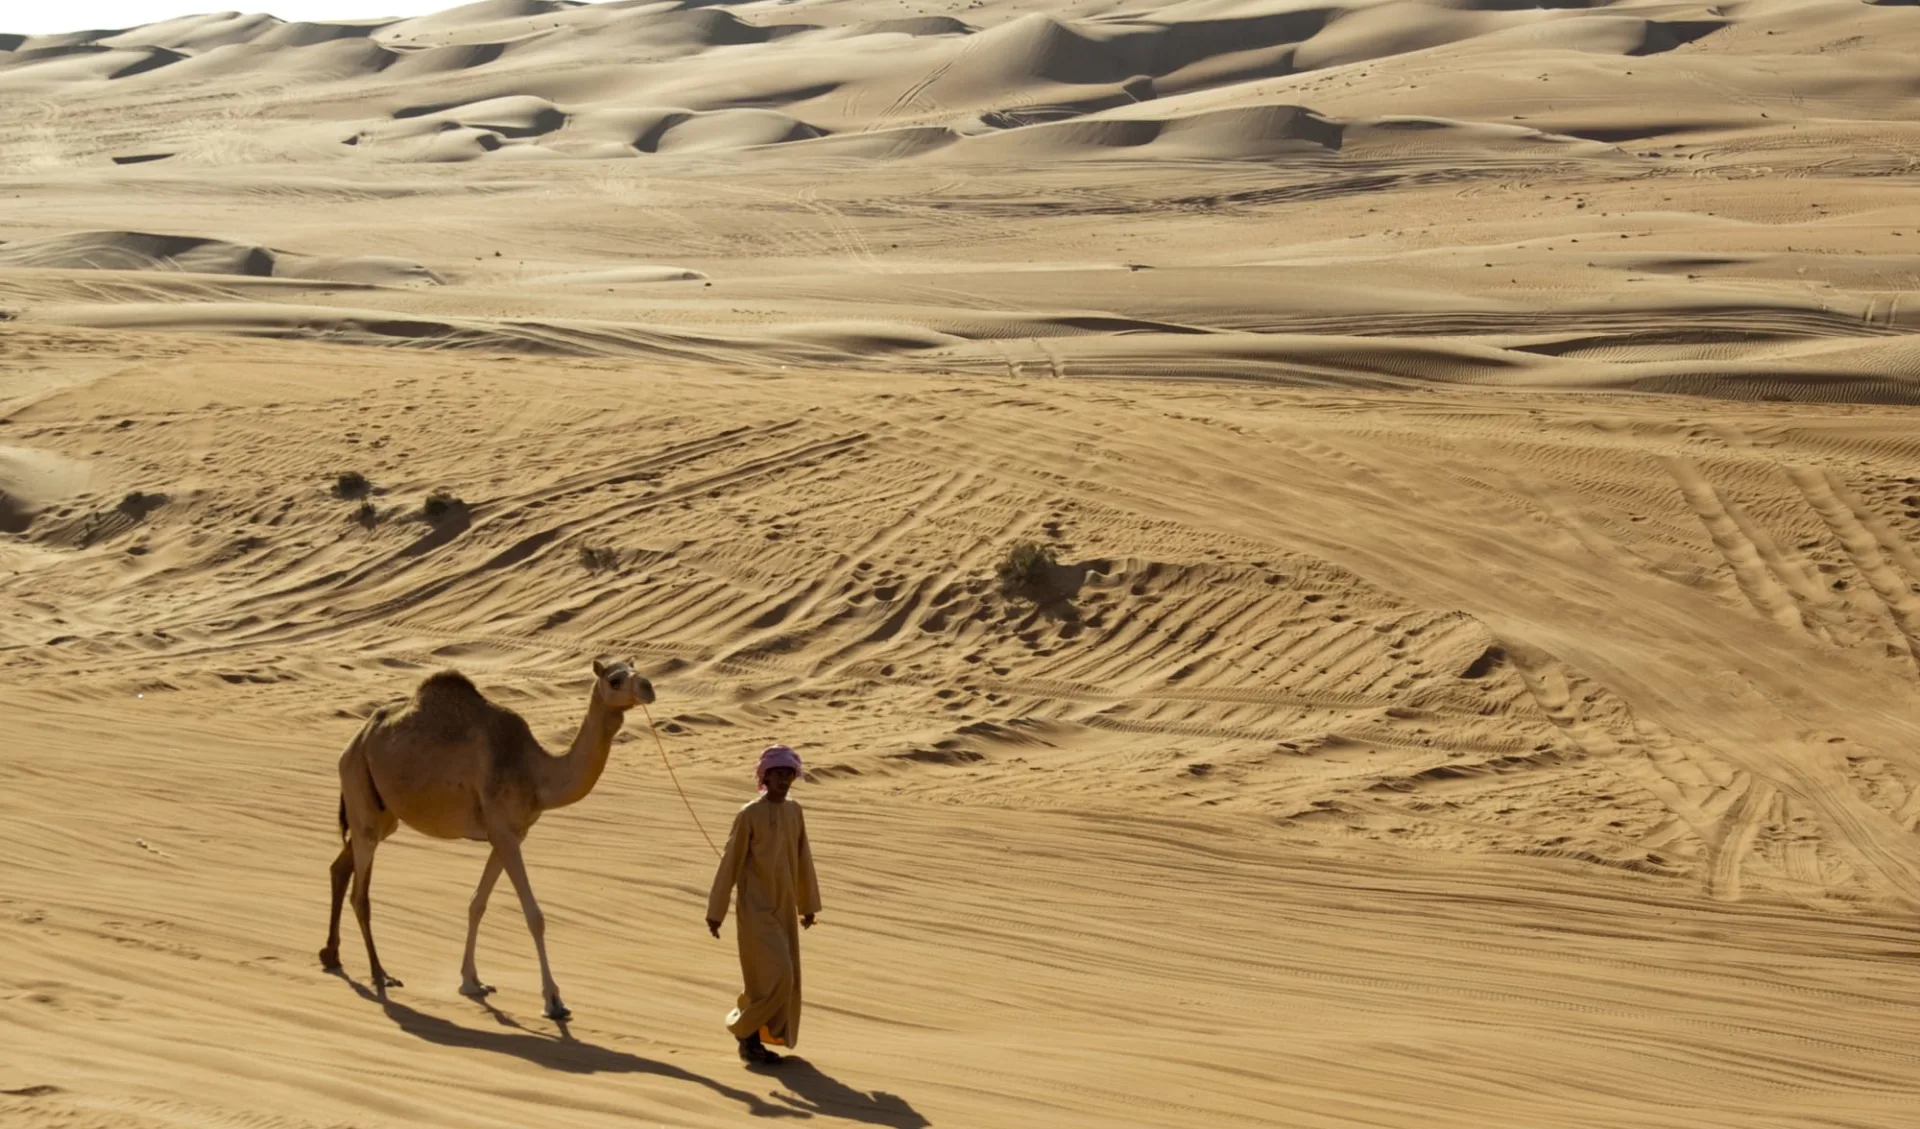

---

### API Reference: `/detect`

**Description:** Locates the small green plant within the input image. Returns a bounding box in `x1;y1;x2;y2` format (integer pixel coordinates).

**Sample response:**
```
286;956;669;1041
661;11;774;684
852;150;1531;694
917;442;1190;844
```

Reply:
333;471;371;500
996;540;1058;600
422;489;462;521
578;544;621;572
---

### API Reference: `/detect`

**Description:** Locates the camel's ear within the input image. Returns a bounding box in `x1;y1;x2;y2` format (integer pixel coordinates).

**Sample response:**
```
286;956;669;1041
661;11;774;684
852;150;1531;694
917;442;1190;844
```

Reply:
592;659;607;679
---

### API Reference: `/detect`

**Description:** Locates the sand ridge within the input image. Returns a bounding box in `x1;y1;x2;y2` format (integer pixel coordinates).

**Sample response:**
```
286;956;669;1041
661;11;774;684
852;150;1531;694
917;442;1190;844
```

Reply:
6;0;1920;1124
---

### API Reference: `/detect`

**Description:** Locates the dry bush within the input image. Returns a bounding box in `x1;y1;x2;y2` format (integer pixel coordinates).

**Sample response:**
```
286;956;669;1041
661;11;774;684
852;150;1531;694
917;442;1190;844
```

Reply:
996;540;1058;600
578;545;621;572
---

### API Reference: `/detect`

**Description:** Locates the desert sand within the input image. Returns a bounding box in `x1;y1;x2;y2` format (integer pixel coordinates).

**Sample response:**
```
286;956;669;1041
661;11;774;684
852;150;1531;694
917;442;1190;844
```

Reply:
6;0;1920;1125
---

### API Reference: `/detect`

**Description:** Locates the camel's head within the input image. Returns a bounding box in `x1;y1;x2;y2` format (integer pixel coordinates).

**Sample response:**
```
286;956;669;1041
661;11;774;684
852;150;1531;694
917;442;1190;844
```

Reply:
591;658;654;711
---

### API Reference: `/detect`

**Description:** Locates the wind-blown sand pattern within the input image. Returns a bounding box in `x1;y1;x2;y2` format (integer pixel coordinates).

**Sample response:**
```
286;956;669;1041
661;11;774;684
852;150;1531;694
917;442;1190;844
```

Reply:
6;0;1920;1125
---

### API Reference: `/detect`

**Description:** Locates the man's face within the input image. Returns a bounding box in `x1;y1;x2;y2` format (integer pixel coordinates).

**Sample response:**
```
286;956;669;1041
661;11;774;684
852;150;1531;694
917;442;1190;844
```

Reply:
764;766;797;800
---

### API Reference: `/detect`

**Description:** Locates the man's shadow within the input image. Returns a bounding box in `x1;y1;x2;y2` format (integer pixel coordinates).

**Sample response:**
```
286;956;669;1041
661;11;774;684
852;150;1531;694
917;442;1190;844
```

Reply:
343;979;797;1118
756;1058;930;1128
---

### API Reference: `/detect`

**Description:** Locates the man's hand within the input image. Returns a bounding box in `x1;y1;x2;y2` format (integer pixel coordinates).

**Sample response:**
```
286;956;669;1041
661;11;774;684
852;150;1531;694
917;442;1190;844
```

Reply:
801;913;816;930
707;918;722;938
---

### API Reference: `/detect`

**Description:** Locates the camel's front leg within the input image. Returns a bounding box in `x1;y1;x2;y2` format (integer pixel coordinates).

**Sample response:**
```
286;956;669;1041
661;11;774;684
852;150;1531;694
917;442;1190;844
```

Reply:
459;848;505;998
489;831;569;1021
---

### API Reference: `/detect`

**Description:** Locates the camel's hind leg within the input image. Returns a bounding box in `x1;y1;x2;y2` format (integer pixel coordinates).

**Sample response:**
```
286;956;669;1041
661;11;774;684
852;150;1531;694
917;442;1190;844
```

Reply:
319;831;352;971
349;827;402;991
335;732;401;990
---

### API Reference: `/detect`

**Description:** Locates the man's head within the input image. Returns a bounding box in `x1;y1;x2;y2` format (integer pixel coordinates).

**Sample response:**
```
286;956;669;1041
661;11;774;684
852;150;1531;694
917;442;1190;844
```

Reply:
756;744;804;799
762;765;797;801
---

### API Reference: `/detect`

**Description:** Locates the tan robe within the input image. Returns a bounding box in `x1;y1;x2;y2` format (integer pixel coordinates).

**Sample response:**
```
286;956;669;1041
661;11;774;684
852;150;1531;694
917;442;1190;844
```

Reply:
706;796;821;1047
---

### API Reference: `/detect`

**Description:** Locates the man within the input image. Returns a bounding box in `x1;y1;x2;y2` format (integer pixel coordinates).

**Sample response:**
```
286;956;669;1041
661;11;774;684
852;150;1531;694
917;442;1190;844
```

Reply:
705;744;821;1065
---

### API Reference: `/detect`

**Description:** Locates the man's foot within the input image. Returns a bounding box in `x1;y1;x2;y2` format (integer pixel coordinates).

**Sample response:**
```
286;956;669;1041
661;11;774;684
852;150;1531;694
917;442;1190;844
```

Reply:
738;1035;783;1066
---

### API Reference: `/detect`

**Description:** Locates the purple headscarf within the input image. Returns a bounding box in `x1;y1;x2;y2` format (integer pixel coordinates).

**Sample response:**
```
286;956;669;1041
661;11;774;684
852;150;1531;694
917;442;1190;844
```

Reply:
756;744;803;790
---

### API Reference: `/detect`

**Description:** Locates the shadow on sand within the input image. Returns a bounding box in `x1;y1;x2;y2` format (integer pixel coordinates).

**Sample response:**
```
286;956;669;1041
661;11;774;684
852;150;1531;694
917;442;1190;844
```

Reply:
343;977;799;1118
756;1058;931;1128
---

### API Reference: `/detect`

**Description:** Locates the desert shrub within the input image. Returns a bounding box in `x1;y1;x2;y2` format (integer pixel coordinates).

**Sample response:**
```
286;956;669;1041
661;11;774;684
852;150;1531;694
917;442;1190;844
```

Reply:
422;489;462;521
333;471;372;500
354;500;378;527
578;544;621;572
996;540;1058;599
117;491;168;518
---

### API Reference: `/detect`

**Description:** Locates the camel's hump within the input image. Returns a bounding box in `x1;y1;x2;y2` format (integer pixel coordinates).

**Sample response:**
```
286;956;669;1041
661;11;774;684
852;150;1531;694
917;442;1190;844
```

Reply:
416;670;484;700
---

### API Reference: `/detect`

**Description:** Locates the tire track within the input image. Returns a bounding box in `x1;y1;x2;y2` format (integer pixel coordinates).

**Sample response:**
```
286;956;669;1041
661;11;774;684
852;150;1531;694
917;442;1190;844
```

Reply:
1707;778;1773;901
692;467;985;676
875;36;976;128
1783;465;1920;668
186;431;874;655
1661;456;1828;638
229;420;807;613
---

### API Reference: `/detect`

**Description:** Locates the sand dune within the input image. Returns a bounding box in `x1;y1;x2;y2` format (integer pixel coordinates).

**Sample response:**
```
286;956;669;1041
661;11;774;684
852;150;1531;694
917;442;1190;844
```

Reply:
8;335;1920;1127
7;0;1920;1125
0;231;443;285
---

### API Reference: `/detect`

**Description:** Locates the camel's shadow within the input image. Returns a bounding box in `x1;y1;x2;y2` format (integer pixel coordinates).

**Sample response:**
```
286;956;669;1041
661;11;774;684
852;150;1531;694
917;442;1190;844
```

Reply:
757;1058;930;1128
342;978;798;1117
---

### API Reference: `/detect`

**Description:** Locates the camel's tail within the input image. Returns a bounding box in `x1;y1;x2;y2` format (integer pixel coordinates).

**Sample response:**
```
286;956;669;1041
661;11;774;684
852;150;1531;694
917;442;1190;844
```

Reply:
336;794;349;841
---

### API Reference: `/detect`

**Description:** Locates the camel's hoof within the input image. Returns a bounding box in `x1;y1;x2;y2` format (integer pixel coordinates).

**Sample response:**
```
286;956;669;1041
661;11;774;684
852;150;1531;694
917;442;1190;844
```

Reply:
375;973;404;990
459;981;496;998
544;999;572;1022
318;947;341;971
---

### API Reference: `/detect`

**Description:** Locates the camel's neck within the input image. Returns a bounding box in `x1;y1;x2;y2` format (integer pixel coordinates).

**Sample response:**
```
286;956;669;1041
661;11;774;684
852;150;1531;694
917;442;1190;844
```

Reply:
537;693;624;811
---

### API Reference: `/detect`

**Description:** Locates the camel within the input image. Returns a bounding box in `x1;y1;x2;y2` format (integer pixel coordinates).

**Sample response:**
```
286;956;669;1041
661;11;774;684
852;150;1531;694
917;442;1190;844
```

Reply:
319;659;654;1020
